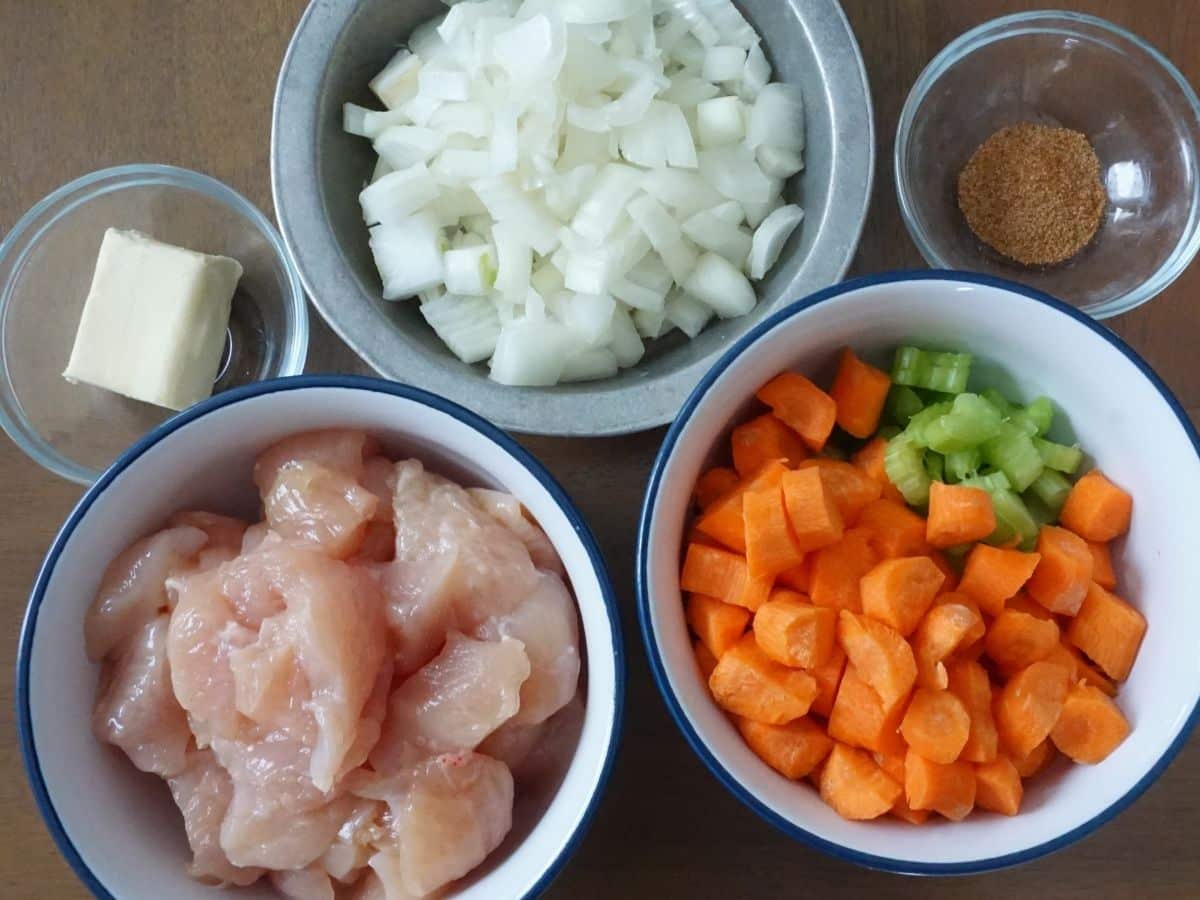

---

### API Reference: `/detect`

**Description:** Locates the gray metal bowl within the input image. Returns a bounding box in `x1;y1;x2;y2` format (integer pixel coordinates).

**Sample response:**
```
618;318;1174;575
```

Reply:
272;0;873;435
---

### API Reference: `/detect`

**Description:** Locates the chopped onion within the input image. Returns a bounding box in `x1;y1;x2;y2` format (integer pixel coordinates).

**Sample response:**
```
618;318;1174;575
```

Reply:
374;126;445;170
492;221;533;302
369;211;445;299
633;306;671;339
695;96;744;148
562;292;617;345
748;203;805;279
443;244;496;295
684;251;755;318
418;64;472;101
658;76;720;108
698;144;774;205
571;163;643;243
665;289;713;338
741;43;771;100
681;209;752;269
709;199;745;225
608;305;645;367
490;319;573;385
343;103;370;137
420;292;501;363
627;194;698;283
701;46;746;83
428;101;491;137
747;82;805;153
561;347;619;382
370;50;421;109
640;168;723;218
757;144;804;179
359;163;439;225
492;13;567;84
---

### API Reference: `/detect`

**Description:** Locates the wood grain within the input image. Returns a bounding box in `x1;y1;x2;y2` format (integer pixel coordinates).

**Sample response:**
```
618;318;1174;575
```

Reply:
0;1;1196;897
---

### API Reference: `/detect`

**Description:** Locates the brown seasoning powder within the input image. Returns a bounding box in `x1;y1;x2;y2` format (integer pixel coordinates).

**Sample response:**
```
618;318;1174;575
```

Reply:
957;122;1107;266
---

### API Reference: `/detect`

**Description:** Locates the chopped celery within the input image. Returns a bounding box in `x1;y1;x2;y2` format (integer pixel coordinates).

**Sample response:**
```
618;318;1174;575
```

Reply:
960;470;1011;494
922;393;1004;453
887;385;924;427
945;447;982;482
988;488;1039;550
885;436;931;506
1028;469;1072;515
924;451;945;482
891;346;929;387
903;401;954;447
982;423;1044;492
1024;494;1057;529
981;388;1012;414
1034;437;1083;474
1006;409;1041;436
1024;397;1054;435
925;351;973;394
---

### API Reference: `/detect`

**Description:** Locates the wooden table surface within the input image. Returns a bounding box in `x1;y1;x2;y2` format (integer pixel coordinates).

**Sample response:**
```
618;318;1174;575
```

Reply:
1;1;1197;898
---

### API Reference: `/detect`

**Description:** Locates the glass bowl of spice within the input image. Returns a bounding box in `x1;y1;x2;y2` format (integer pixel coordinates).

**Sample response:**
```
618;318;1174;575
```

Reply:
895;11;1200;319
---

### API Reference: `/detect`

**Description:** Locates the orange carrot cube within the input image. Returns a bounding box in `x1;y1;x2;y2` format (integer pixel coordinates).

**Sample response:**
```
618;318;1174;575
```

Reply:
984;610;1061;675
974;756;1023;816
753;595;837;669
731;413;808;478
860;556;946;637
686;593;751;658
947;658;999;764
819;743;902;820
756;371;838;452
737;716;833;779
695;459;789;552
994;660;1071;758
708;634;818;724
905;748;976;821
837;610;917;710
856;498;930;559
781;466;844;552
693;466;740;510
1066;582;1146;681
1049;683;1131;764
958;544;1041;617
743;484;805;579
926;482;996;548
1059;470;1132;542
827;663;907;757
809;528;878;613
830;347;892;438
1026;525;1094;615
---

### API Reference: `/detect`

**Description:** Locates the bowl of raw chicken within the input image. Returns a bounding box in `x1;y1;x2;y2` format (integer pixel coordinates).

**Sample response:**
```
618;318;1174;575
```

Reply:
16;375;623;900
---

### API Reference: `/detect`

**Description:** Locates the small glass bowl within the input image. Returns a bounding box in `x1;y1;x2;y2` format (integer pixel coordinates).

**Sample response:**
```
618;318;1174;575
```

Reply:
0;164;308;483
895;11;1200;318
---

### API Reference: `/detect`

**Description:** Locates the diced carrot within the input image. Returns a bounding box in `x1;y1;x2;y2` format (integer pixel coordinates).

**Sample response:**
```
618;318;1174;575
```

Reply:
947;659;998;764
975;756;1023;816
743;484;805;579
819;743;903;820
695;459;789;552
984;610;1061;674
753;596;836;668
731;413;809;478
837;611;917;710
680;543;773;611
1066;582;1146;681
694;639;719;680
686;593;751;658
900;688;971;764
686;526;724;549
810;528;878;613
913;600;985;689
1050;683;1131;764
1026;525;1094;615
859;556;945;637
830;347;892;438
1043;641;1118;697
929;551;960;592
856;498;930;559
904;748;976;821
737;716;833;779
875;752;931;824
708;634;819;724
1006;591;1055;621
776;555;812;593
1010;738;1056;778
1086;540;1117;590
693;467;740;510
827;663;908;757
958;545;1042;617
756;371;838;452
809;645;847;719
994;660;1071;758
926;482;996;548
853;437;907;505
797;459;883;525
1060;470;1133;543
781;467;844;552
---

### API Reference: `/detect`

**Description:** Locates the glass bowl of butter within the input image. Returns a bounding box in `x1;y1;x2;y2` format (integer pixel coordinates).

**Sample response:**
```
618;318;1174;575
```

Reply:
0;164;308;483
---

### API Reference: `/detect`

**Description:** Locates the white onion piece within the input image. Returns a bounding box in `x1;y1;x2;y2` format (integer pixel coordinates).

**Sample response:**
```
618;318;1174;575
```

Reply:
493;13;567;84
660;102;698;168
370;157;394;184
684;251;755;317
695;96;744;148
681;209;752;269
359;163;439;225
633;306;671;339
747;82;805;153
757;144;804;179
427;187;487;225
748;203;805;279
530;261;565;298
401;93;443;126
670;33;707;70
610;275;665;312
658;76;720;108
665;289;713;337
571;163;643;243
640;168;723;218
709;199;745;225
561;347;619;382
701;46;746;83
680;0;759;50
562;292;617;345
431;149;492;183
418;64;472;100
609;305;645;367
473;176;561;254
563;244;615;295
698;145;774;205
369;211;445;299
374;126;445;170
492;221;533;301
370;50;421;109
741;43;771;100
443;244;496;295
628;194;698;283
490;102;520;174
343;103;371;137
420;292;501;363
559;0;640;25
543;164;598;220
490;319;573;385
428;102;491;137
408;15;446;58
742;180;784;228
663;0;720;47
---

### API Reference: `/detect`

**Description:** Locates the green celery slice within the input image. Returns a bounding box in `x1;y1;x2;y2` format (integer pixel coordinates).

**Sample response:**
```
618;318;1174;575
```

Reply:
988;488;1040;550
1034;437;1083;474
903;401;954;448
960;470;1012;494
1024;397;1054;436
887;385;924;427
981;388;1012;414
924;351;973;394
982;423;1044;492
922;393;1004;453
891;346;929;387
924;451;945;482
885;435;931;506
1028;469;1072;515
944;447;982;482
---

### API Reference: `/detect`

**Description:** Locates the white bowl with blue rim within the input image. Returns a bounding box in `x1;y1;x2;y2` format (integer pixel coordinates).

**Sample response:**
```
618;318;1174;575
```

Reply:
637;271;1200;873
17;376;623;899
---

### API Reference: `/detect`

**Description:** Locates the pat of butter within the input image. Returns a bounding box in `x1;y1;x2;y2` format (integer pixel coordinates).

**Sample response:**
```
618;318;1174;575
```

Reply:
63;228;243;411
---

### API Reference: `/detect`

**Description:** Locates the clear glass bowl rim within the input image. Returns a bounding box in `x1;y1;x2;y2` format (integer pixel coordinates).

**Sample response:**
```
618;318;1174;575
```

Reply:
893;9;1200;320
0;163;309;484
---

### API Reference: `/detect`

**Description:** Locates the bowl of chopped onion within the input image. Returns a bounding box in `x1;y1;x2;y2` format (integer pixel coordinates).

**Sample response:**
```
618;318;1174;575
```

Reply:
272;0;873;435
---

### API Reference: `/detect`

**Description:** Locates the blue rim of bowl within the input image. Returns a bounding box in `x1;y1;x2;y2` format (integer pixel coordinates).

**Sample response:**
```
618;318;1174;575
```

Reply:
636;269;1200;875
894;10;1200;321
16;374;624;900
0;163;310;485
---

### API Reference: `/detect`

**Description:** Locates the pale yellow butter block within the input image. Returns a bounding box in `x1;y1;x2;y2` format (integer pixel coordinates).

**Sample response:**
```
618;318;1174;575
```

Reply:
63;228;243;410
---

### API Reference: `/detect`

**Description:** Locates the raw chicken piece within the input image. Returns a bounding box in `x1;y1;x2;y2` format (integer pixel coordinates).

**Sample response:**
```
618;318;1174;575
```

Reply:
467;488;565;578
362;456;398;524
170;511;248;571
270;865;335;900
227;617;297;723
92;614;190;777
383;460;542;675
319;799;387;883
262;461;378;559
167;570;257;743
476;571;580;725
167;749;264;887
253;429;376;495
85;525;207;661
339;654;394;779
371;633;529;774
358;753;514;898
347;871;411;900
242;522;270;553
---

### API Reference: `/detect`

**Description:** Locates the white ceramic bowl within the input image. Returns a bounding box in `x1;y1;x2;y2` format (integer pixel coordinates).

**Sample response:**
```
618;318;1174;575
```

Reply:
637;271;1200;873
18;376;623;899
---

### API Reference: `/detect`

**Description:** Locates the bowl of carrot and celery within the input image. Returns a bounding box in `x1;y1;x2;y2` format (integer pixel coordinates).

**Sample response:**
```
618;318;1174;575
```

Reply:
638;272;1200;872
